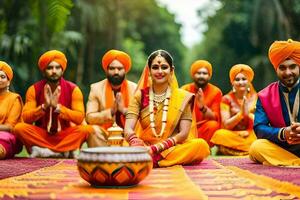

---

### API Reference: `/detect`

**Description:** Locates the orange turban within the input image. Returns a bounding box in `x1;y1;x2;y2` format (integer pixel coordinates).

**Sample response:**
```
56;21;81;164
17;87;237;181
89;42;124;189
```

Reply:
38;50;67;72
102;50;131;73
190;60;212;78
229;64;254;84
0;61;13;80
269;39;300;70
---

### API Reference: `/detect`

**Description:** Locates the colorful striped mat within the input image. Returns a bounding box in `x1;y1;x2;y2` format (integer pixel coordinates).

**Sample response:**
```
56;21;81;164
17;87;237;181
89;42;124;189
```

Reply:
214;157;300;186
0;158;60;180
185;158;300;199
0;158;299;199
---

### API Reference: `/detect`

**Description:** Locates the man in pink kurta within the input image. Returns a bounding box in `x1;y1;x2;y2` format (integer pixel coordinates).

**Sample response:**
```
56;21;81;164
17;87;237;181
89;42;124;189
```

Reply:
250;39;300;166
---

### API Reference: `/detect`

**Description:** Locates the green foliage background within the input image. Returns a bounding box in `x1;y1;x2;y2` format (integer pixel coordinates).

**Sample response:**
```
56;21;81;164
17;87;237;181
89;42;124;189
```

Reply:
187;0;300;93
1;0;300;101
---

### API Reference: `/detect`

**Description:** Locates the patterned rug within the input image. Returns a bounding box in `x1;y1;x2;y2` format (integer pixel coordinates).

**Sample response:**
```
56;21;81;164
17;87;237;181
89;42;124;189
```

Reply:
0;159;206;200
0;158;60;180
0;158;299;199
214;157;300;186
185;158;300;199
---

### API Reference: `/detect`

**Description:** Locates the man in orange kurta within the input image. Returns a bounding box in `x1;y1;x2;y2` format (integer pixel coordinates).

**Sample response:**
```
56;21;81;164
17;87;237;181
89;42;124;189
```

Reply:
86;50;136;147
181;60;222;147
14;50;92;158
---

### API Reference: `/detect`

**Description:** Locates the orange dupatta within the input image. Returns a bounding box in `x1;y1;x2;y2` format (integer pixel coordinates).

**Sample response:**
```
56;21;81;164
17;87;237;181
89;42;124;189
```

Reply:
103;79;130;129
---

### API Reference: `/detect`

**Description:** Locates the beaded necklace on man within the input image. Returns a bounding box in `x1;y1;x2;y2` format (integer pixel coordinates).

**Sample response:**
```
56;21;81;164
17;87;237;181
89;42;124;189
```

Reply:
149;87;171;138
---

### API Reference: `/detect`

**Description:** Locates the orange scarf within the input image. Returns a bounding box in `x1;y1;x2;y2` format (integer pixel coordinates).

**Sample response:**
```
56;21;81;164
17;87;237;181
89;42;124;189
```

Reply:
103;79;130;129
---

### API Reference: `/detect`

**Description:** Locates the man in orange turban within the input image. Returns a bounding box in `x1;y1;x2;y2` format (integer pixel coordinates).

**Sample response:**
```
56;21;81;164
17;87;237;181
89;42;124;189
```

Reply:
268;39;300;71
250;39;300;166
14;50;93;158
86;49;137;147
38;50;67;72
181;60;222;147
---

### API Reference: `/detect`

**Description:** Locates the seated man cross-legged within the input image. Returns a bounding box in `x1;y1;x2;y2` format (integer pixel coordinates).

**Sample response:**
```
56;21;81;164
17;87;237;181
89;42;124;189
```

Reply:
86;50;136;147
250;39;300;166
181;60;222;147
14;50;93;158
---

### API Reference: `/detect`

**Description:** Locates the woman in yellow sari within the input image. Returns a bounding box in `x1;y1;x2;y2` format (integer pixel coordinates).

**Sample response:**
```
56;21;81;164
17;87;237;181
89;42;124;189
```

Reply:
211;64;257;155
124;50;210;167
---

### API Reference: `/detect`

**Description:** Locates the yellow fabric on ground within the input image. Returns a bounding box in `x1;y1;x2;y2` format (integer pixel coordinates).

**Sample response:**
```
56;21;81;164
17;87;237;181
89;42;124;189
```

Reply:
210;90;257;153
0;160;207;200
159;138;210;167
1;158;299;199
212;129;257;152
249;139;300;166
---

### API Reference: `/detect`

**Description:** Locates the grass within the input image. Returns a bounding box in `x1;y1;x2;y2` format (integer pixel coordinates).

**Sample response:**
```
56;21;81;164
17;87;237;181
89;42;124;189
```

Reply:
16;148;29;157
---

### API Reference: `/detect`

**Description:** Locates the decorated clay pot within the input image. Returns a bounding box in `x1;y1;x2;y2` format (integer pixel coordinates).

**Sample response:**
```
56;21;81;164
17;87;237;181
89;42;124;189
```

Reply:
77;147;153;187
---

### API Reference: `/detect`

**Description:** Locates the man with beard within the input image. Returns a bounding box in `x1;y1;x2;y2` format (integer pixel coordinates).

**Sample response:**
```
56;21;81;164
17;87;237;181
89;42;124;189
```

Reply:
250;39;300;166
181;60;222;147
86;49;136;147
14;50;93;158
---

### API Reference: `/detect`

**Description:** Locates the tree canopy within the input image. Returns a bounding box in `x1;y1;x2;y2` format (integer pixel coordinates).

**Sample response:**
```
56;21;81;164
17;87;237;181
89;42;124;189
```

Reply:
1;0;300;100
0;0;185;100
188;0;300;93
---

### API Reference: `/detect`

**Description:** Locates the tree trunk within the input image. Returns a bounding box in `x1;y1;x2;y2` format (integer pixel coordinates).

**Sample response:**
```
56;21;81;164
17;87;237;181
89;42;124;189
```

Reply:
76;41;85;85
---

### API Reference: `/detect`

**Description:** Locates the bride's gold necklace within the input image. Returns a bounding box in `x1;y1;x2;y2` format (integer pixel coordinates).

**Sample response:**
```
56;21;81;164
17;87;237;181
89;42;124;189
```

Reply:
149;87;171;138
